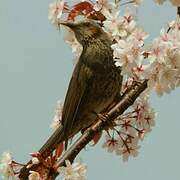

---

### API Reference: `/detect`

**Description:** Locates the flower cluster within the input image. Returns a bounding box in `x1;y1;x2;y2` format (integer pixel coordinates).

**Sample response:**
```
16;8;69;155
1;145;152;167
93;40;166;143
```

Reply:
147;18;180;96
0;152;41;180
103;134;140;162
103;8;137;38
48;1;66;28
111;26;149;77
103;8;148;79
0;152;14;179
103;94;155;161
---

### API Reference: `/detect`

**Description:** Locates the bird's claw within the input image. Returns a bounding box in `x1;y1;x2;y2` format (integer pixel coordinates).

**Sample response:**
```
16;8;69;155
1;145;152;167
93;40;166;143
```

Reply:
97;113;116;129
97;113;109;122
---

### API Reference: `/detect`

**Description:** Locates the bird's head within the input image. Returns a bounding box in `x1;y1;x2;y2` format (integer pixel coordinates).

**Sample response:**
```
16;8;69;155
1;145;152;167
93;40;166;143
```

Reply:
60;20;107;45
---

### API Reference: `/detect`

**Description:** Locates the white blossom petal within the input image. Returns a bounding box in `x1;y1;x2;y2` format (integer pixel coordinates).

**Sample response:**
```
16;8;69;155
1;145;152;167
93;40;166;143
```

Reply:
59;160;87;180
0;152;14;179
28;171;40;180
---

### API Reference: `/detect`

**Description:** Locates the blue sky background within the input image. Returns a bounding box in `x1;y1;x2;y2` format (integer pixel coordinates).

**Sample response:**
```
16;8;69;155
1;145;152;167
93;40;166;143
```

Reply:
0;0;179;179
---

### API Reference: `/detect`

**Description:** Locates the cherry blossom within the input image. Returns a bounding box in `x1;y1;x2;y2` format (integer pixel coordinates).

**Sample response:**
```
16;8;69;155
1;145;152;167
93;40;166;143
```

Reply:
120;137;140;162
147;17;180;95
166;49;180;71
103;9;128;38
123;9;137;33
0;152;14;179
93;0;113;11
111;39;137;75
131;27;149;46
102;135;119;152
31;158;40;165
59;160;87;180
133;95;156;131
48;1;65;27
103;133;141;161
50;100;63;130
102;7;138;39
111;27;148;77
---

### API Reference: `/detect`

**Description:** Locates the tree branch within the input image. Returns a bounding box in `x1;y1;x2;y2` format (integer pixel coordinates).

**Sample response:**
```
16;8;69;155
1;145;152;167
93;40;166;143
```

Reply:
19;80;147;179
49;80;148;179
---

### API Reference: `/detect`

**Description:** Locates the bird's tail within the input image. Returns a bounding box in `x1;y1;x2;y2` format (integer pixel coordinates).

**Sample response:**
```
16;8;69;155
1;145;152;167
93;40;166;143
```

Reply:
39;123;64;156
19;124;65;179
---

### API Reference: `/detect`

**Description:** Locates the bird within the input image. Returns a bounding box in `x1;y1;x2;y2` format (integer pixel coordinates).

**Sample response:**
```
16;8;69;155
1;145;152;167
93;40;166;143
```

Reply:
19;20;122;179
60;20;123;148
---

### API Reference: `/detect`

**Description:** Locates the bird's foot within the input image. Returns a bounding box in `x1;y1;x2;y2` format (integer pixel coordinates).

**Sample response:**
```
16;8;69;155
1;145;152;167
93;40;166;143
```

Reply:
97;113;117;129
92;111;114;128
97;113;109;122
91;111;110;122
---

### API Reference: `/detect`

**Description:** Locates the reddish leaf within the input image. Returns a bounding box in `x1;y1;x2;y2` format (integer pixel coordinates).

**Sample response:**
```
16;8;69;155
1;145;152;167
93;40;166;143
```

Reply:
91;132;102;146
55;143;64;160
67;1;105;21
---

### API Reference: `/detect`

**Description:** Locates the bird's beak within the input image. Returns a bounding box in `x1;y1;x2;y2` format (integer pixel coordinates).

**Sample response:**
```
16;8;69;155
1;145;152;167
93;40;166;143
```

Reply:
59;21;76;29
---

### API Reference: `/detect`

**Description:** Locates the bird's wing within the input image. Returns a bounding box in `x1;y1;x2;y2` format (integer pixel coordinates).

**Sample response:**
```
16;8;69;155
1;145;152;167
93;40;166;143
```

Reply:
62;60;93;141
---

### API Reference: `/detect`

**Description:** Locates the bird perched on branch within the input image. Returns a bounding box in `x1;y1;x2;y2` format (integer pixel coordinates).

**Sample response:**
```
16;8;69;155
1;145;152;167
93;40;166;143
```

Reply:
19;20;122;179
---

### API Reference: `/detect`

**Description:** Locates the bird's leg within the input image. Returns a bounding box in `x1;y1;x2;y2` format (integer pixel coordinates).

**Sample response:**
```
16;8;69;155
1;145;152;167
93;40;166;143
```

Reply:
98;113;117;130
91;110;109;122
